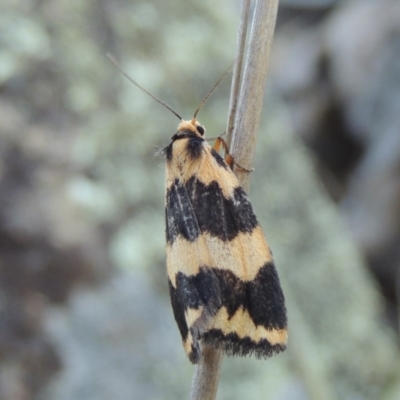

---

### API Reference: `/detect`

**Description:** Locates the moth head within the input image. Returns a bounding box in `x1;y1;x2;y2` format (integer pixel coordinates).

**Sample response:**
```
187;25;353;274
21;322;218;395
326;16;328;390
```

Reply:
177;118;206;138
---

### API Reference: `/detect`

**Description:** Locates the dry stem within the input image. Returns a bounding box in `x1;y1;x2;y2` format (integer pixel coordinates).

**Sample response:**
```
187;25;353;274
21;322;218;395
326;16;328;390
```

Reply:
190;1;280;399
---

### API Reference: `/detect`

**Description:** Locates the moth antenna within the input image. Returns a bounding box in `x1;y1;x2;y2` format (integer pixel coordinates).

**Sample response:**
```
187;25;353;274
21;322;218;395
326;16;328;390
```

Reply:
107;53;182;121
193;66;232;119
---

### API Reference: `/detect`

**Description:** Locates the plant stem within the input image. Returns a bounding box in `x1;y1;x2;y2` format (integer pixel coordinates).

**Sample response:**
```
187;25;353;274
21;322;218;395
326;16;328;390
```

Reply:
190;345;223;400
190;1;280;399
226;0;251;147
231;0;279;191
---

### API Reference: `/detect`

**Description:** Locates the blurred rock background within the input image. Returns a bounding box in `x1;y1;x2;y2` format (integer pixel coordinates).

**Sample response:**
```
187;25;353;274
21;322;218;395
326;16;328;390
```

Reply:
0;0;399;399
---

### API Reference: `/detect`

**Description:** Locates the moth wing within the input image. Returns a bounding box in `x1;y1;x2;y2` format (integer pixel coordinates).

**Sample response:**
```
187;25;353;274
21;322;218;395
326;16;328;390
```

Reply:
166;137;287;362
165;153;222;363
190;145;288;357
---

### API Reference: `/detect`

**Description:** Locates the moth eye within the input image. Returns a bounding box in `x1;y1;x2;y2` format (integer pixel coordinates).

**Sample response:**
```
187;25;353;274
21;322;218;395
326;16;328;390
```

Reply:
196;126;205;135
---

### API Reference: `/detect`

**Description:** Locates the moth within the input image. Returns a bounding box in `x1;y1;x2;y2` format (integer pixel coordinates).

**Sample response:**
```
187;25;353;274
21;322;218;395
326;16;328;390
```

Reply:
107;54;287;363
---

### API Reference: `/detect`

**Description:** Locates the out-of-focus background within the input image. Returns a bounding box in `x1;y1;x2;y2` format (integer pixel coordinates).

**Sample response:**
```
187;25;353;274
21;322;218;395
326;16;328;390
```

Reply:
1;0;400;399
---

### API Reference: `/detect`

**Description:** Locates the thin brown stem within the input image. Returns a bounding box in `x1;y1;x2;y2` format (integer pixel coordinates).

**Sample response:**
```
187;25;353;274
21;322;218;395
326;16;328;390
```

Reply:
226;0;251;147
190;345;223;400
231;0;279;191
190;1;280;399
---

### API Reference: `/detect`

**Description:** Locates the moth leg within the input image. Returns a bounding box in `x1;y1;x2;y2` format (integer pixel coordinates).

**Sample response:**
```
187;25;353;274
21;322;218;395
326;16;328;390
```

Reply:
234;162;254;173
213;137;254;172
213;137;234;169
